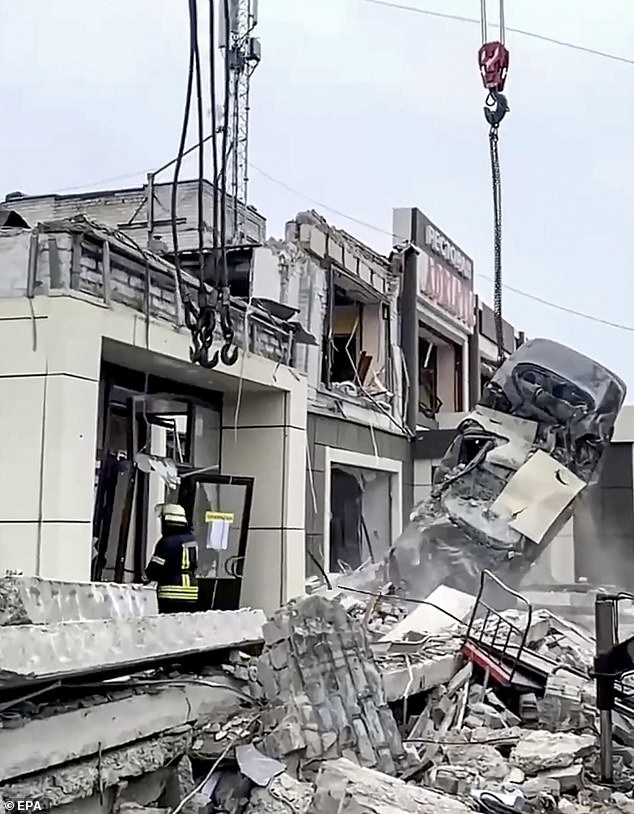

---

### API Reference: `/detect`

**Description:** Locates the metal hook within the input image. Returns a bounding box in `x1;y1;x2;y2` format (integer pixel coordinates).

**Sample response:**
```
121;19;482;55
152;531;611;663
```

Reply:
484;89;509;127
199;346;220;369
220;341;239;366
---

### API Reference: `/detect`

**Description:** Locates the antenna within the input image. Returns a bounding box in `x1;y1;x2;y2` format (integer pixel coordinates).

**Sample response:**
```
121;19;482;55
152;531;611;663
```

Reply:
221;0;261;245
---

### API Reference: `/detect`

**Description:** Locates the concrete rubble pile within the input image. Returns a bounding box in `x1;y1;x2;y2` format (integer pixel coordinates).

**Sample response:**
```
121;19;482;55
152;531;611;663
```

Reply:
2;577;634;814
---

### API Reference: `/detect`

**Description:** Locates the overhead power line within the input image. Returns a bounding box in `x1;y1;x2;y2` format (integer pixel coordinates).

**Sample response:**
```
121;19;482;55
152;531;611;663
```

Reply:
248;163;634;334
358;0;634;66
42;157;634;332
45;158;634;333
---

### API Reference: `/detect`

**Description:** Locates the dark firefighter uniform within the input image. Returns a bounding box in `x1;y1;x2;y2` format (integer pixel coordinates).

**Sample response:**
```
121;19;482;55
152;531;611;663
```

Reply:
146;504;199;613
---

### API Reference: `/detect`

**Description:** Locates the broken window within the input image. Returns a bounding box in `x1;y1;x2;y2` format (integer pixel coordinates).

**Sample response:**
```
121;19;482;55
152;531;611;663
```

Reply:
329;465;394;572
419;336;439;418
321;271;390;400
418;327;464;418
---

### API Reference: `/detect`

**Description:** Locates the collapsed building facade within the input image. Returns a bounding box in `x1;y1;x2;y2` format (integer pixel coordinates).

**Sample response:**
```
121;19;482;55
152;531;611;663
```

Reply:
1;186;634;813
1;185;528;596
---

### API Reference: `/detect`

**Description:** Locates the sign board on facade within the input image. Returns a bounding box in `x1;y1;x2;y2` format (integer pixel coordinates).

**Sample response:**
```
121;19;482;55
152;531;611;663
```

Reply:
424;223;473;280
392;206;476;328
412;210;473;282
419;253;476;329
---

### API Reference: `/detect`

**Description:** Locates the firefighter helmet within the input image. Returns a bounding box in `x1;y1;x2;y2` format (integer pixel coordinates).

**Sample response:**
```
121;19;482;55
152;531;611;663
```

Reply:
160;504;188;526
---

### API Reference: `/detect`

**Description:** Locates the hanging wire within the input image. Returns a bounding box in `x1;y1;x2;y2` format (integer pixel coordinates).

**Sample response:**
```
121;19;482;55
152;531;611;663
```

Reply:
220;0;231;283
209;0;220;262
170;6;197;320
189;0;205;289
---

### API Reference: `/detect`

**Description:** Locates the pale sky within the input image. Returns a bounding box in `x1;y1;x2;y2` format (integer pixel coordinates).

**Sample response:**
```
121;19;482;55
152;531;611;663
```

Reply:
2;0;633;392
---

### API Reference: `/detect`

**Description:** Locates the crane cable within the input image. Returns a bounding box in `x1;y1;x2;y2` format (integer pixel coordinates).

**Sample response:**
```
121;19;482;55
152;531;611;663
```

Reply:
217;0;239;366
479;0;509;366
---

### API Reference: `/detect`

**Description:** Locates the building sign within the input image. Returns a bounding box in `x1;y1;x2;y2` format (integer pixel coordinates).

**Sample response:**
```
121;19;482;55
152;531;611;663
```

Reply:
419;253;476;329
424;224;473;280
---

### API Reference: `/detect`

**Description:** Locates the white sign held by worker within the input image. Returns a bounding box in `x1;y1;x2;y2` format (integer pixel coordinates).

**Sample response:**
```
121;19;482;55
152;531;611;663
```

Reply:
204;511;234;551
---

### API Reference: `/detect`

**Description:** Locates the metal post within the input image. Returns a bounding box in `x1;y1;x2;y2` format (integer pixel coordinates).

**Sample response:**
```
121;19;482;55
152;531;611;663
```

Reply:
468;294;481;409
146;172;155;249
400;246;419;434
595;594;617;783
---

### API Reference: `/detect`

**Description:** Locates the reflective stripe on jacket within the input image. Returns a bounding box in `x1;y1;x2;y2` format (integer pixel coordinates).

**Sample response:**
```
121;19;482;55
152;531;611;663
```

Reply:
147;531;199;602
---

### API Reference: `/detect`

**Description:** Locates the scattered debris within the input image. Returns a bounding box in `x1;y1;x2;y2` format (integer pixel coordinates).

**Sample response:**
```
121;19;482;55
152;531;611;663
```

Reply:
1;577;634;814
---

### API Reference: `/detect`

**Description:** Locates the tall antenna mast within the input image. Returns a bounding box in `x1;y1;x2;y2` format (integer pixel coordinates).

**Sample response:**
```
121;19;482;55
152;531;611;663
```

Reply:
222;0;261;245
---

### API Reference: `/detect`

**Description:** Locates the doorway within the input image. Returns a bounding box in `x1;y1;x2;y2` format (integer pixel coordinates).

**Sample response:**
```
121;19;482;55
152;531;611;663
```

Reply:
92;362;222;583
178;473;254;610
329;468;364;571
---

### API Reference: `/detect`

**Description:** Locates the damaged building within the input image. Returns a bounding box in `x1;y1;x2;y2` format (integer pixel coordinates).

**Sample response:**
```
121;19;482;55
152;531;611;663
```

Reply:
0;210;306;613
250;211;411;580
1;571;634;814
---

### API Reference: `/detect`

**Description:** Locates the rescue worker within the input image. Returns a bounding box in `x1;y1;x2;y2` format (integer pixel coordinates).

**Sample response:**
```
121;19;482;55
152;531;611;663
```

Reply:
145;504;199;613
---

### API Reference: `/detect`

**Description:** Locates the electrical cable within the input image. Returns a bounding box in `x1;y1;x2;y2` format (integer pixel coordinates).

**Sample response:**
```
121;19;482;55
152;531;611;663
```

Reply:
357;0;634;67
307;548;333;590
214;0;239;367
220;0;231;274
209;0;220;261
171;4;197;321
189;0;206;291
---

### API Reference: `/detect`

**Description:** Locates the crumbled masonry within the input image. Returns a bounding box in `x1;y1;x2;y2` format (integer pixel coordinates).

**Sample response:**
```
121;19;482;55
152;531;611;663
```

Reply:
1;583;634;814
251;595;406;774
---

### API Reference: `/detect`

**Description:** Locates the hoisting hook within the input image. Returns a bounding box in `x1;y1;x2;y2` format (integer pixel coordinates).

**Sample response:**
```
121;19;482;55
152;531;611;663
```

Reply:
484;89;509;128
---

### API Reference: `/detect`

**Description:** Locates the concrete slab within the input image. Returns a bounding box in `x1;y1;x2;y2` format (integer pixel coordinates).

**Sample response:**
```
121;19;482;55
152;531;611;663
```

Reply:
380;585;475;644
0;608;266;688
379;653;463;702
0;680;246;781
0;729;192;808
309;758;472;813
0;576;158;626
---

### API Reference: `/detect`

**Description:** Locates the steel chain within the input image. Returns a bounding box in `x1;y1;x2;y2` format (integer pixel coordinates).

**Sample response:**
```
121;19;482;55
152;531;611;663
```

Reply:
489;124;504;366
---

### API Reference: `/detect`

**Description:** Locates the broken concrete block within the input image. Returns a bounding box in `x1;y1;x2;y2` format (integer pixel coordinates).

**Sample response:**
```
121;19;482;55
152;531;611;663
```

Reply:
518;692;539;723
213;771;253;814
543;764;585;794
430;765;478;797
511;731;595;774
0;608;266;688
244;773;313;814
444;743;510;781
380;653;462;702
469;702;508;730
520;775;561;801
256;596;404;770
610;792;634;813
0;575;158;625
380;585;475;643
470;726;522;747
540;673;596;733
309;758;473;813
